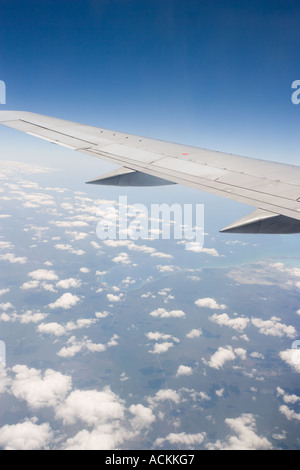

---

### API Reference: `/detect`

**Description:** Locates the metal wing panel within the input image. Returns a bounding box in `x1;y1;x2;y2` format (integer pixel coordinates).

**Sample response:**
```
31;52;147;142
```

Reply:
1;111;300;222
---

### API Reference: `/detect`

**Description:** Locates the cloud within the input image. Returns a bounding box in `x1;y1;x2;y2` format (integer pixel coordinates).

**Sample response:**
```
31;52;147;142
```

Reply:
279;349;300;373
206;413;272;450
0;419;53;450
210;313;249;332
149;342;174;354
252;317;296;339
146;331;179;342
186;328;202;338
279;405;300;421
56;278;82;289
0;365;10;394
195;298;227;310
10;365;72;409
54;244;85;256
175;365;193;377
50;220;89;228
107;293;123;302
28;269;58;281
156;265;176;273
146;331;179;354
149;308;185;318
147;389;181;406
0;253;27;264
55;387;125;426
48;293;80;310
0;288;9;296
185;243;219;256
80;267;90;273
56;333;118;358
208;346;246;370
277;387;300;405
112;252;131;264
155;431;206;447
129;404;155;430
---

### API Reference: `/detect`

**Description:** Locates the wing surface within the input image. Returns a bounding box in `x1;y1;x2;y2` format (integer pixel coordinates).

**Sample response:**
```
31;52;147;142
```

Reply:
1;110;300;233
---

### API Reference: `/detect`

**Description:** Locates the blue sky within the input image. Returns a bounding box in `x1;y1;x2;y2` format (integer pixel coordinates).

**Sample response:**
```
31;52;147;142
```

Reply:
1;0;300;163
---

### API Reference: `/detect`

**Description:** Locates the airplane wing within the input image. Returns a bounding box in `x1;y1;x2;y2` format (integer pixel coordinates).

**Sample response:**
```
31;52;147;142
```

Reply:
1;110;300;234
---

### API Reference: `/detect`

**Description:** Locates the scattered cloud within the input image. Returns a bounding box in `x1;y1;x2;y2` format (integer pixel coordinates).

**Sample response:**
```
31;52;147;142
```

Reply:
155;431;206;447
149;308;185;318
210;313;249;332
195;298;227;310
252;317;296;339
0;419;53;450
206;413;272;450
207;346;246;370
186;328;202;338
48;293;80;310
175;365;193;377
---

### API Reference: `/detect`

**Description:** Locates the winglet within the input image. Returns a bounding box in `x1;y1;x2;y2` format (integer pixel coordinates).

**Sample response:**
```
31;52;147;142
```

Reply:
220;208;300;234
86;167;176;186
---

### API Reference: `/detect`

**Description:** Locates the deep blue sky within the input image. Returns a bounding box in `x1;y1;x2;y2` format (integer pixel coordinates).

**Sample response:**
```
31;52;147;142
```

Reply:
1;0;300;163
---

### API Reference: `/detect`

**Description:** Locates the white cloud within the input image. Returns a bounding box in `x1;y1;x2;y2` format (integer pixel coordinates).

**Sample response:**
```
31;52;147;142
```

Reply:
0;241;14;250
80;267;90;273
279;348;300;373
129;404;155;430
11;365;72;409
252;317;296;339
155;431;206;447
156;265;176;273
210;313;249;332
48;293;80;310
0;365;10;394
208;346;237;369
0;253;27;264
54;244;85;256
112;252;131;264
0;302;13;311
0;288;9;296
146;331;179;342
50;220;89;228
195;298;227;310
149;342;174;354
107;293;123;302
37;322;67;337
148;389;181;406
149;308;185;318
176;365;193;377
185;243;219;256
28;269;58;281
206;413;272;450
56;278;82;289
186;328;202;338
21;280;40;290
56;333;117;358
15;311;48;324
95;311;109;319
276;387;300;404
0;419;53;450
55;387;125;426
279;405;300;421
